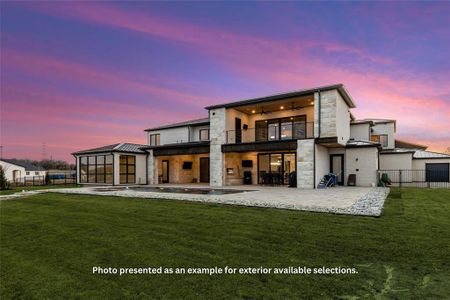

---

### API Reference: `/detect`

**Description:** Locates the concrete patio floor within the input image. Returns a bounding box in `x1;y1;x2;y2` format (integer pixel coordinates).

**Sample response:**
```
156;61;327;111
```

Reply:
49;184;389;216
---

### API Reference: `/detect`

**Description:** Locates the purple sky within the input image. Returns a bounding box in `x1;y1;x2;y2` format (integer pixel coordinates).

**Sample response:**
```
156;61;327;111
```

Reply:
1;1;449;162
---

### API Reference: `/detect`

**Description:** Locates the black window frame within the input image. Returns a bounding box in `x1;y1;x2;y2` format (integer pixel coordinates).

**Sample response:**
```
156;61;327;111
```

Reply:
79;154;113;184
255;114;307;142
119;155;136;184
199;129;210;141
150;134;160;146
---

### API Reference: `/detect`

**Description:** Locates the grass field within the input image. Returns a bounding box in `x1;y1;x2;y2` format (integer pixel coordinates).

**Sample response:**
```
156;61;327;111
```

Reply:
1;188;449;299
0;185;79;195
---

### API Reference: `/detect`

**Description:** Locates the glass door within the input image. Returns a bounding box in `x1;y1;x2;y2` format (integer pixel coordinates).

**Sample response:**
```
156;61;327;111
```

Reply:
258;153;296;185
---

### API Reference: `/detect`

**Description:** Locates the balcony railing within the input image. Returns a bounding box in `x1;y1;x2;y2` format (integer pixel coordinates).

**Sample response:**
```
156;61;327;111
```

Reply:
225;122;314;144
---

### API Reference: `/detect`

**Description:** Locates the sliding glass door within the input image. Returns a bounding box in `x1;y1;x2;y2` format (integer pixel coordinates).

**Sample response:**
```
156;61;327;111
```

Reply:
258;153;296;185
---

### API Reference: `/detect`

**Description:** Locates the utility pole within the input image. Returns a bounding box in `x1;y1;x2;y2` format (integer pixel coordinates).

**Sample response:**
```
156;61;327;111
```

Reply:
42;142;47;160
0;145;3;160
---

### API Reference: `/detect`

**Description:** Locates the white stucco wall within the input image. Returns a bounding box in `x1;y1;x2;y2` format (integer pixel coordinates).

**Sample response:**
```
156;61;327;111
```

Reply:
345;147;379;187
190;125;210;142
379;153;413;170
315;144;329;186
147;126;190;145
113;153;147;185
350;123;371;141
371;123;395;149
0;161;26;182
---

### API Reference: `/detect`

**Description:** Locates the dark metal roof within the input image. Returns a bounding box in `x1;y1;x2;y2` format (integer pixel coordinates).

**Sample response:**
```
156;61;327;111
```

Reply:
0;159;45;171
144;117;209;132
72;143;147;155
204;84;355;110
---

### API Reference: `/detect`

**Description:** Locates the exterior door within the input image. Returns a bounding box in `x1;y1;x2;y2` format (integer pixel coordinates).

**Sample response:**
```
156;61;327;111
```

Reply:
426;163;449;182
200;158;210;183
162;160;169;183
330;154;344;185
235;117;242;143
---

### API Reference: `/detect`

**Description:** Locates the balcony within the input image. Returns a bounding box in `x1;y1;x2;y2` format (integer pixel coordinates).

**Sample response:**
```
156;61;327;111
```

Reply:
225;122;314;144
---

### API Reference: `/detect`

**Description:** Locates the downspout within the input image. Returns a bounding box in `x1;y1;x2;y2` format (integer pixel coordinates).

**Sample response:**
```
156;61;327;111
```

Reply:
313;90;322;188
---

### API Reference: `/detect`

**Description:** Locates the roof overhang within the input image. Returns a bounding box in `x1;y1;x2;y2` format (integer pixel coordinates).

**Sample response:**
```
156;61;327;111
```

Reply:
142;141;210;156
205;84;356;110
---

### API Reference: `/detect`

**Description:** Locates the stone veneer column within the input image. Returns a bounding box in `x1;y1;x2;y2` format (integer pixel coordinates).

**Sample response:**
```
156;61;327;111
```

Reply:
146;150;158;185
209;107;226;186
297;139;315;189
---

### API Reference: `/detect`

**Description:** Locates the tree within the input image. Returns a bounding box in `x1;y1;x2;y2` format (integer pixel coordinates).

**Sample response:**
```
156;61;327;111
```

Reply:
0;165;9;190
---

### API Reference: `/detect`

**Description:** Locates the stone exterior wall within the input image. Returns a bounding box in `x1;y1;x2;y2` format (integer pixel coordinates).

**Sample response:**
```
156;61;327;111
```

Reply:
209;108;226;186
318;90;337;138
147;150;158;185
297;139;315;188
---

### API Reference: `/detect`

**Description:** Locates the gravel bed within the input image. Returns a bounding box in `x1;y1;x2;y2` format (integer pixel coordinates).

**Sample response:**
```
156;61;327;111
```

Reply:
48;187;389;217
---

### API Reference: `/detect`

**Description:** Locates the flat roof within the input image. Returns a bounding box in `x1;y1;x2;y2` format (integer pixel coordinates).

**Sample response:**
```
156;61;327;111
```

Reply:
145;117;209;132
205;84;355;110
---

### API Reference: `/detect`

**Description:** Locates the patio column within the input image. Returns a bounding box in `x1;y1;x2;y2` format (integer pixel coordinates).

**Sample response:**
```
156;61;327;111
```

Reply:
297;139;315;188
209;107;226;186
147;150;158;185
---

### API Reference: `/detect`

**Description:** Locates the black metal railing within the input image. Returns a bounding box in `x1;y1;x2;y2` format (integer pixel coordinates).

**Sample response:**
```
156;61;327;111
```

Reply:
226;122;314;144
9;173;77;187
378;169;450;188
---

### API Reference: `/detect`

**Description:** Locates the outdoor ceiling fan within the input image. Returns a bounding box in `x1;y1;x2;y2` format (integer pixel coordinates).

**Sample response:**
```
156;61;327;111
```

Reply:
259;106;271;115
290;102;303;111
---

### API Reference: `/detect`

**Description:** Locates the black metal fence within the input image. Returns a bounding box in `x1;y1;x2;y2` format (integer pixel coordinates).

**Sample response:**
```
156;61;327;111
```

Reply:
9;173;76;187
378;169;450;188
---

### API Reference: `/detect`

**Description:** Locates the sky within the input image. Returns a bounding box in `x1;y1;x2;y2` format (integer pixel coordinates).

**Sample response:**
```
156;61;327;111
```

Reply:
1;1;449;162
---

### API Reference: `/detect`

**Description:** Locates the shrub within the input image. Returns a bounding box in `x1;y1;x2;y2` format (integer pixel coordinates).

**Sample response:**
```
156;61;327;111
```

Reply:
0;165;9;190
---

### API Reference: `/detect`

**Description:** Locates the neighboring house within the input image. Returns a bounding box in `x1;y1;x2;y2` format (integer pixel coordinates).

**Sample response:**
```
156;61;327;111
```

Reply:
0;159;47;182
72;83;450;187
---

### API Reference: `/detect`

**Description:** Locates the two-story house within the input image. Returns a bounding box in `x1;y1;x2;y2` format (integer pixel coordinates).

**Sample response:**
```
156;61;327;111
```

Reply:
72;84;450;187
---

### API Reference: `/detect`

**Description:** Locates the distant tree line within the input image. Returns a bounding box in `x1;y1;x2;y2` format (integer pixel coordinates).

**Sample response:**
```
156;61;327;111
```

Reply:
8;159;75;170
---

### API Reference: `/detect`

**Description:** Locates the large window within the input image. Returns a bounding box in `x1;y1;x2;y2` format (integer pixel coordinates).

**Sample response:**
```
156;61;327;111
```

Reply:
150;134;160;146
120;155;135;184
258;153;296;185
199;129;209;141
80;155;113;184
256;115;307;142
371;134;388;147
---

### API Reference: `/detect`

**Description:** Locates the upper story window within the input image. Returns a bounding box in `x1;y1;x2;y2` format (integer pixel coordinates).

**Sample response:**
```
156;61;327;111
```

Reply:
256;115;307;142
150;134;160;146
35;171;39;175
199;129;209;141
26;171;30;175
371;134;388;147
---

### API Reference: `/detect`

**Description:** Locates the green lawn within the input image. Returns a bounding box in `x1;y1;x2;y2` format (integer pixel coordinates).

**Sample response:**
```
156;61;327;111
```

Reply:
1;188;449;299
0;184;79;195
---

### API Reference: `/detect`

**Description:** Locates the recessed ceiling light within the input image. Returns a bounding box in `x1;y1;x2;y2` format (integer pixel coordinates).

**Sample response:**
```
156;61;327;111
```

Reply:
310;101;314;105
251;110;256;114
280;106;284;110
